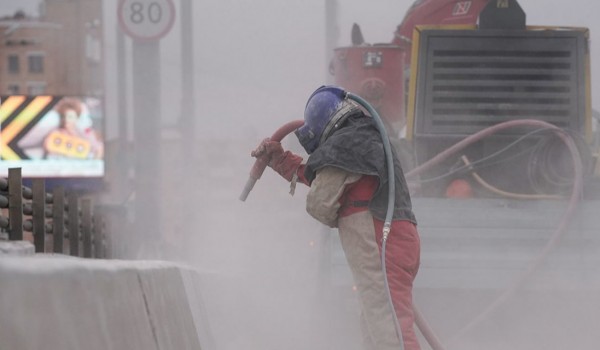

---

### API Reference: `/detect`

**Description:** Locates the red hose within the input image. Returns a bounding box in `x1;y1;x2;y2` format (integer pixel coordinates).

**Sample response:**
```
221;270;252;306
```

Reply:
239;120;304;201
241;119;584;350
414;305;447;350
405;119;583;349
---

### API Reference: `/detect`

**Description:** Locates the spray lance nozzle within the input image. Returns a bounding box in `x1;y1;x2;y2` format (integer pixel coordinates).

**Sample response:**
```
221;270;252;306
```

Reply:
239;119;305;201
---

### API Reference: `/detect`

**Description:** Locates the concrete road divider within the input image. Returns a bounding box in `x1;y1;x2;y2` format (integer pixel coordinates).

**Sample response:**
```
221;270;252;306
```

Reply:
0;255;214;350
0;241;34;256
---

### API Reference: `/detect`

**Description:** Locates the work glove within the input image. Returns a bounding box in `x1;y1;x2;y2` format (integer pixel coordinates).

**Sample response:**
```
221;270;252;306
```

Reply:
251;138;303;182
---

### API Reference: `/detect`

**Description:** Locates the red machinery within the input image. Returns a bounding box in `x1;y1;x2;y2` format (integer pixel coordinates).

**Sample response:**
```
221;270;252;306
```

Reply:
330;1;598;348
393;0;489;65
332;0;596;198
331;0;489;136
330;45;408;134
324;2;599;349
243;2;600;349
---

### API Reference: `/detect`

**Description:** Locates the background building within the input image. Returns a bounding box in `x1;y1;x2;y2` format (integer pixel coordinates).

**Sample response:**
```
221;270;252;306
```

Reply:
0;0;103;96
0;10;61;95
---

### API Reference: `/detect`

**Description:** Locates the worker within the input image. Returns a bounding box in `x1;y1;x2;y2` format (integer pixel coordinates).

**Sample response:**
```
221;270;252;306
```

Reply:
251;85;421;350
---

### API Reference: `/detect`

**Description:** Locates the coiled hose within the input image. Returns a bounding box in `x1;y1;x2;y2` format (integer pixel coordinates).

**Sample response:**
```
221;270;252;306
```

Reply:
342;107;585;350
404;119;584;348
240;105;583;350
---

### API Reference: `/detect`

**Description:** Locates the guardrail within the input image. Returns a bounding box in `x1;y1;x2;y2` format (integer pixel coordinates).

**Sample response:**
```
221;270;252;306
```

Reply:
0;168;109;258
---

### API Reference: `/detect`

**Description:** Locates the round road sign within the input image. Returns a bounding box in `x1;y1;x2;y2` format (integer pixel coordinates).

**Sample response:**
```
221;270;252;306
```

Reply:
118;0;176;41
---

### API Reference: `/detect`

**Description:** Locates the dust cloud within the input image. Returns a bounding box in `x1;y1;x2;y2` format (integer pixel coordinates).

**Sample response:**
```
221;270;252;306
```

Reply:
2;0;600;349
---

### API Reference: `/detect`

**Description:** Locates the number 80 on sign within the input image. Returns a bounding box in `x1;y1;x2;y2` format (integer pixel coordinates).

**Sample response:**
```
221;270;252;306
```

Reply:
118;0;176;41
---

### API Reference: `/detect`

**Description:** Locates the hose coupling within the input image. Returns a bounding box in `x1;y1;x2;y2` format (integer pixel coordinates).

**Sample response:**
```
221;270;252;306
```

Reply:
382;224;391;241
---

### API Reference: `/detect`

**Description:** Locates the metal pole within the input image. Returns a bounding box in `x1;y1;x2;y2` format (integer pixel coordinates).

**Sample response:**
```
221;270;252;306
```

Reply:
32;179;46;253
117;26;130;190
132;40;161;245
181;0;195;144
52;187;65;254
8;168;23;241
180;0;195;250
82;199;92;258
68;192;80;256
93;206;104;259
325;0;339;84
104;213;112;258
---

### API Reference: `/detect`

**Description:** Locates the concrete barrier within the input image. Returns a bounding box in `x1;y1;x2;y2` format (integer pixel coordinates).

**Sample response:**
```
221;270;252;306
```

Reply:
0;255;214;350
0;241;34;256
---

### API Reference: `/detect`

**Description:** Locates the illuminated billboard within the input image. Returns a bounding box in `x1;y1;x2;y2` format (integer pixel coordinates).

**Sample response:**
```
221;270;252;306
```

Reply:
0;96;104;178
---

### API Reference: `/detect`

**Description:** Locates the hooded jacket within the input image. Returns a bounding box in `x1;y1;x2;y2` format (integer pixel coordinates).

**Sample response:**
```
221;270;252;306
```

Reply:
303;112;416;224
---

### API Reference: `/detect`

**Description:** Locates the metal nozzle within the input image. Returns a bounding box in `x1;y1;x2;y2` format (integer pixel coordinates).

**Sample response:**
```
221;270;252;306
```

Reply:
239;176;258;202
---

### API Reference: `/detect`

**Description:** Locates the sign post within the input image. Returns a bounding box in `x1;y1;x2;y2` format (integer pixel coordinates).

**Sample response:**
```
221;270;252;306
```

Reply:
118;0;174;253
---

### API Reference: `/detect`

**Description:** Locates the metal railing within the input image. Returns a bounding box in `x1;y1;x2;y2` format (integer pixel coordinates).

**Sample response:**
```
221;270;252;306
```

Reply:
0;168;109;258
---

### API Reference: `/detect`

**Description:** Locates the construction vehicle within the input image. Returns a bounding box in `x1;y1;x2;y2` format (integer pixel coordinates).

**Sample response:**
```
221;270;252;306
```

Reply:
324;1;600;349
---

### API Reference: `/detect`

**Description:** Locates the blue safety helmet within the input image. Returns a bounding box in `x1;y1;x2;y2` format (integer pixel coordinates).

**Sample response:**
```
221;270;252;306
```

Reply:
295;85;358;154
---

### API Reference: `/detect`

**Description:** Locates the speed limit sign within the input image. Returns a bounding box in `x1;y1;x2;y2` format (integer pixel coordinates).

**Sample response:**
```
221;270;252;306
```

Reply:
118;0;175;41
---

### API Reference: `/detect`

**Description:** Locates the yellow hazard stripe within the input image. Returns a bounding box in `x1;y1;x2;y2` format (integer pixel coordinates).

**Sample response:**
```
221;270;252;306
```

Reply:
1;95;53;160
0;143;20;160
0;95;27;124
2;95;52;143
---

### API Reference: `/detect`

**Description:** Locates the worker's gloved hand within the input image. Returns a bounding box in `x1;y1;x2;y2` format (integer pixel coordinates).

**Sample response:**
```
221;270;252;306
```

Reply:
251;137;281;159
251;138;303;182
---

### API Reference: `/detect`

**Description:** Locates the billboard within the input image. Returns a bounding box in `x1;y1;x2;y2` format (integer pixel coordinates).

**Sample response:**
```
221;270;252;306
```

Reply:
0;96;104;178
